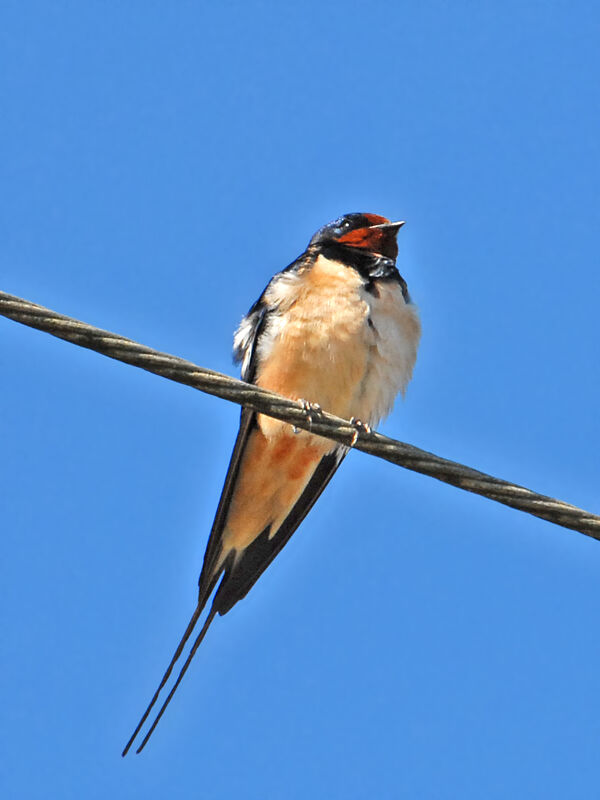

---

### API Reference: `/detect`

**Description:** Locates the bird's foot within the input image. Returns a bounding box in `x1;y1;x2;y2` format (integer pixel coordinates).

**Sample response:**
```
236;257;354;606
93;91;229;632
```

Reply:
293;399;322;433
349;417;372;447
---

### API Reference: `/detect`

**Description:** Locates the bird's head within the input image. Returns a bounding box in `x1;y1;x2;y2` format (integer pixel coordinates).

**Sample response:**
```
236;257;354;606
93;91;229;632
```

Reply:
309;213;405;260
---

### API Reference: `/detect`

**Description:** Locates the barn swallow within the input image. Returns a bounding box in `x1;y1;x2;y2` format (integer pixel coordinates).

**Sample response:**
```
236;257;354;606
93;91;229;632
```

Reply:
122;212;421;755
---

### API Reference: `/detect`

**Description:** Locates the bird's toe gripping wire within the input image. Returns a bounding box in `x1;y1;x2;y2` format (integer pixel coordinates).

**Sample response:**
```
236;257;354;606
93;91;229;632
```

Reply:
349;418;372;448
292;399;323;433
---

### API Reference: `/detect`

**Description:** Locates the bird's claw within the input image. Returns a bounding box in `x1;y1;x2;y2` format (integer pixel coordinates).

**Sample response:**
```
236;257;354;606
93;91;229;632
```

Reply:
294;399;322;433
349;417;372;447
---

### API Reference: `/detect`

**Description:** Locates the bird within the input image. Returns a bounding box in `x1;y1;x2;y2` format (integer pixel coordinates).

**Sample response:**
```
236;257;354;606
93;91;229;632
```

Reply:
122;212;421;755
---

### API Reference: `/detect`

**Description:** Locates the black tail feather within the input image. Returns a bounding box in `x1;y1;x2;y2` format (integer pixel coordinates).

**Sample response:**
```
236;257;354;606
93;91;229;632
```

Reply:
122;600;207;757
134;606;219;754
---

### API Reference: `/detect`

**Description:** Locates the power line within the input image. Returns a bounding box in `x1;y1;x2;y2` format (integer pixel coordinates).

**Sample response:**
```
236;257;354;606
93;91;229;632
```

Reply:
1;289;598;541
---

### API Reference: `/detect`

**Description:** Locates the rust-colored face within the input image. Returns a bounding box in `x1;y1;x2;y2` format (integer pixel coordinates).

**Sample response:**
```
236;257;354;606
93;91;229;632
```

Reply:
309;213;404;260
337;214;401;259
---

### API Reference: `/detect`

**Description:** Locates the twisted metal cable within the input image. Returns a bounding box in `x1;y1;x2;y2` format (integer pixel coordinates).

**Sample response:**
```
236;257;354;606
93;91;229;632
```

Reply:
1;289;598;541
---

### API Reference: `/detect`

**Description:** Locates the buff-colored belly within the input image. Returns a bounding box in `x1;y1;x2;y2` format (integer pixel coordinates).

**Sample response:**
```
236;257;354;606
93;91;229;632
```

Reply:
256;254;420;435
221;254;420;552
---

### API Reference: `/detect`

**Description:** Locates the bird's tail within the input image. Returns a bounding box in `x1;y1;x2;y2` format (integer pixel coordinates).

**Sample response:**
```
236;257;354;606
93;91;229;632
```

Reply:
121;599;218;756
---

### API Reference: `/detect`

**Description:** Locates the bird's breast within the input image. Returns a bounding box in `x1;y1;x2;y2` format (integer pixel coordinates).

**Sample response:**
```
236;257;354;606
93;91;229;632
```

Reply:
256;254;420;438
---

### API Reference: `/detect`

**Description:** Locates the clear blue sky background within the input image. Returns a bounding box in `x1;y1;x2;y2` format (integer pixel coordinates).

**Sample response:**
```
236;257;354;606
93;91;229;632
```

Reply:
1;2;599;798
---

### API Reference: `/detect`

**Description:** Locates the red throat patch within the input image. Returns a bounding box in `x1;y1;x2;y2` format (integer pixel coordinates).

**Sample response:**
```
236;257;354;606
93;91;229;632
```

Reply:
337;214;398;256
337;229;388;254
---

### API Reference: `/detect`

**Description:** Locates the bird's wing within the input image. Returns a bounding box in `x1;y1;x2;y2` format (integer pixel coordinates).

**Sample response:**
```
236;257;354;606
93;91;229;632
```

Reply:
212;441;346;613
200;270;347;611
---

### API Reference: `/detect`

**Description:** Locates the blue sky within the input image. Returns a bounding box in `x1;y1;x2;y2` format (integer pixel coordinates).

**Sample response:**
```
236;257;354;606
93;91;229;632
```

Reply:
1;1;599;797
